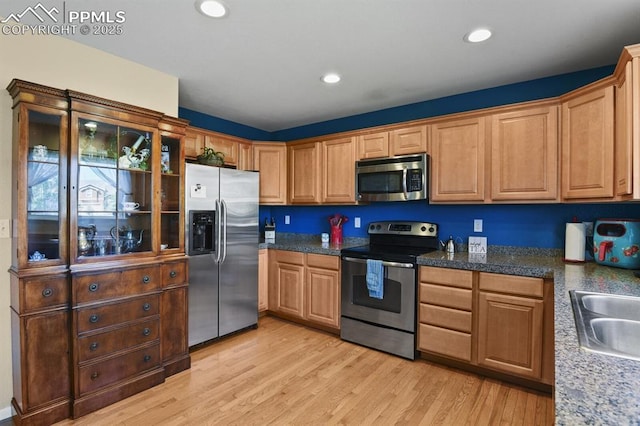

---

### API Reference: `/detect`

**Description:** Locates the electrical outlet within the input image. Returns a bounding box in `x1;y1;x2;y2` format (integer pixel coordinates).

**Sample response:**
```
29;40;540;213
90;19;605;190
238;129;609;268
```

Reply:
473;219;483;233
284;215;290;225
0;219;10;239
354;217;361;228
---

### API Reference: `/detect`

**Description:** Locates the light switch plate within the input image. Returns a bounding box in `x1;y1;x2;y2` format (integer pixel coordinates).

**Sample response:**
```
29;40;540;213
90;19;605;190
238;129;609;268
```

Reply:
284;215;290;225
354;217;361;228
473;219;483;233
0;219;10;239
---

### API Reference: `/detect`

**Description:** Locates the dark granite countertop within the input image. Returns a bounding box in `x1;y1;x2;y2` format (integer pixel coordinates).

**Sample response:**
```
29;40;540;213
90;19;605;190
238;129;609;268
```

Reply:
261;236;640;424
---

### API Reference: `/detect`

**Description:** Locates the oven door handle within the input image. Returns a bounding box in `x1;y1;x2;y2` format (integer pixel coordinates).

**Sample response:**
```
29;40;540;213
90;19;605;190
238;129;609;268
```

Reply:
342;256;415;269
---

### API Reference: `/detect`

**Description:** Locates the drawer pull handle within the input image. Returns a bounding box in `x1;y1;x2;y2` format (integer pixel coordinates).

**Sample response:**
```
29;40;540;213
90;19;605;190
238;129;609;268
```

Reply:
42;288;53;297
142;327;151;336
89;342;99;351
91;372;99;381
89;314;99;323
143;275;150;284
143;303;151;311
143;355;152;362
170;271;177;278
89;283;99;292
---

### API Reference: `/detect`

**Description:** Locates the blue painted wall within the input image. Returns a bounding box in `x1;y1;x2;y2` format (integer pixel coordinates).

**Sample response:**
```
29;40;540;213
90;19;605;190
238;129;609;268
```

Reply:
179;63;640;249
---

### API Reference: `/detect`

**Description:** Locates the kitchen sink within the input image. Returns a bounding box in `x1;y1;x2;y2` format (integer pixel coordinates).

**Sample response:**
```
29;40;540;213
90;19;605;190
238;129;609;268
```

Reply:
570;291;640;361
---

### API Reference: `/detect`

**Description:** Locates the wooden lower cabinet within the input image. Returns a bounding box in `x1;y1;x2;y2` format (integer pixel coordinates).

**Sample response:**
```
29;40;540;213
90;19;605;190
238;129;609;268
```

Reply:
258;249;268;312
268;250;340;330
418;266;553;385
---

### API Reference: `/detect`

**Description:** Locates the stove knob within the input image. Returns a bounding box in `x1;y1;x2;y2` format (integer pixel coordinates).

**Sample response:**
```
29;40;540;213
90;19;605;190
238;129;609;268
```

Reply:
428;227;435;233
369;224;375;231
421;226;427;232
376;224;382;230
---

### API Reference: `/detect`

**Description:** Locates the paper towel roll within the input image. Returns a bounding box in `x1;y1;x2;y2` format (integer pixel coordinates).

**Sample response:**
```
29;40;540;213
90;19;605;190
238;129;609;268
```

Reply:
565;222;586;262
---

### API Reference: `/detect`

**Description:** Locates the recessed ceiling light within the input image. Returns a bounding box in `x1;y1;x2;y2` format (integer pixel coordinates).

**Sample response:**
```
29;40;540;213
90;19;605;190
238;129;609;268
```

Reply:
322;73;341;84
464;28;492;43
196;0;227;18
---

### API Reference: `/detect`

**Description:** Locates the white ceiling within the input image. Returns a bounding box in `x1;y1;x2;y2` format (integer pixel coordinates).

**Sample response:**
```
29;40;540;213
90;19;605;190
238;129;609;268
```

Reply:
3;1;640;132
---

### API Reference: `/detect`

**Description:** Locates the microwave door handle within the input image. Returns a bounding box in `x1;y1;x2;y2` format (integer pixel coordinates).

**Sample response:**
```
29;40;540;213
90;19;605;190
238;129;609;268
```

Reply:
402;169;408;200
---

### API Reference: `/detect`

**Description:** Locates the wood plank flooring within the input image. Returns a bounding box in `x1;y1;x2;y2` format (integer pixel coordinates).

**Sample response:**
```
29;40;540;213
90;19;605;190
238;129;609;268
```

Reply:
56;316;553;425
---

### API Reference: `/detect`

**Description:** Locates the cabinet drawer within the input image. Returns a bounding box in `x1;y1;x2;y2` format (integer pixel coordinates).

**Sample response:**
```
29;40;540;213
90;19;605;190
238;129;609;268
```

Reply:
74;268;161;304
419;303;472;332
420;283;472;310
275;250;305;265
162;261;187;287
307;253;339;270
77;343;161;395
420;266;472;289
77;318;160;362
77;295;160;334
478;272;543;298
418;323;471;361
21;275;68;312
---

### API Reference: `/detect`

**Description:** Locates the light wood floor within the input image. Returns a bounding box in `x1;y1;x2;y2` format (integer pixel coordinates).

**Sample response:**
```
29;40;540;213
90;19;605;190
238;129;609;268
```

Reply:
56;316;553;425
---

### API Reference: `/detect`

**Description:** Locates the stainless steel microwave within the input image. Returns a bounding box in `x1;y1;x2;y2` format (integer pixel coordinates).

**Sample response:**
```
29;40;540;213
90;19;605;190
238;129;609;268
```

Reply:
355;153;429;202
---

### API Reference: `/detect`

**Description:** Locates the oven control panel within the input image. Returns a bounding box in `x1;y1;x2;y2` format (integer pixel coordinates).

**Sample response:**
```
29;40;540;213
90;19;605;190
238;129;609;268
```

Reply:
368;221;438;237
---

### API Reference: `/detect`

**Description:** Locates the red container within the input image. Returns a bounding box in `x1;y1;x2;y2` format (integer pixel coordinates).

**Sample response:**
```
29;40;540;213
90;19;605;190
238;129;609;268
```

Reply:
330;226;343;245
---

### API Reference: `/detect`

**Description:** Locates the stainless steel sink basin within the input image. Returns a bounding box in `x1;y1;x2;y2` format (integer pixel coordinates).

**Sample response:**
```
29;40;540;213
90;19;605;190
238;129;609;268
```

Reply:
570;291;640;361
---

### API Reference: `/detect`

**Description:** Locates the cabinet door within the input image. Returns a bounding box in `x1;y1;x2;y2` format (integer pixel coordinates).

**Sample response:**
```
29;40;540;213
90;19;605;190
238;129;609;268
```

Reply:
16;104;69;269
13;309;70;412
258;249;268;312
184;129;204;159
288;142;321;204
306;267;339;328
616;61;634;197
358;132;389;159
491;106;559;201
206;134;238;166
253;143;287;204
273;261;305;318
238;142;253;171
391;125;428;156
477;291;543;379
430;117;486;202
561;85;614;199
161;287;189;376
322;137;356;203
160;131;184;252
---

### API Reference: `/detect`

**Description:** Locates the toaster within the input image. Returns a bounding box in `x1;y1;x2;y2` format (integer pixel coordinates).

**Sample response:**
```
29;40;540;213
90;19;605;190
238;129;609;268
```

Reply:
593;219;640;269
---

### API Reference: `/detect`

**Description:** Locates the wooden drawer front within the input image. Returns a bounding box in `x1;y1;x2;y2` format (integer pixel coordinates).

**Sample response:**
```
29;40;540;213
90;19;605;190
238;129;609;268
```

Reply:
77;318;160;362
162;261;187;287
77;295;160;334
75;268;161;304
275;250;305;265
306;253;339;270
78;343;161;395
420;283;472;310
478;272;543;298
420;266;472;289
22;275;68;312
418;323;471;361
419;303;472;333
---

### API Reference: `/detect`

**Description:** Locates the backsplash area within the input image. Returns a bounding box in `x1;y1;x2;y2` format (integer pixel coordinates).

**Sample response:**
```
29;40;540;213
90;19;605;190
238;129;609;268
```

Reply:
260;202;640;249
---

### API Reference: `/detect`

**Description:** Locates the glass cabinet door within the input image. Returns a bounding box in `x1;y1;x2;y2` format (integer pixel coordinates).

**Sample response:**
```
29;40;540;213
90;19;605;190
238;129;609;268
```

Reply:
160;135;183;251
25;108;67;266
74;116;155;260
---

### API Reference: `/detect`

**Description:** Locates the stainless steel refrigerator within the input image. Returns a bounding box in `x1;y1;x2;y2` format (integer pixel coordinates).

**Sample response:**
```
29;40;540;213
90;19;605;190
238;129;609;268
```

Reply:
185;163;259;347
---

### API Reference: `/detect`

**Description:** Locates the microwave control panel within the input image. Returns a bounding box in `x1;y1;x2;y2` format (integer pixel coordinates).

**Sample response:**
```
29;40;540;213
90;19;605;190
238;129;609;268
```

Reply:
407;169;423;191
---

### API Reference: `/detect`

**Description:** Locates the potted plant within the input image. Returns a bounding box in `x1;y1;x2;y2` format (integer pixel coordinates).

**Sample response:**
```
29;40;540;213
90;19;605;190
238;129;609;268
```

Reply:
197;146;225;166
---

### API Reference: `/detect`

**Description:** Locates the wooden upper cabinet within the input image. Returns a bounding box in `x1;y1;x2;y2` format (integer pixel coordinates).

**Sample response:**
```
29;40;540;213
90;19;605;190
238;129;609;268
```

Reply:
288;142;321;204
358;132;389;159
322;136;356;203
430;116;487;202
237;142;253;171
490;105;559;201
253;142;287;204
184;128;203;159
561;84;615;200
205;134;238;166
390;125;428;156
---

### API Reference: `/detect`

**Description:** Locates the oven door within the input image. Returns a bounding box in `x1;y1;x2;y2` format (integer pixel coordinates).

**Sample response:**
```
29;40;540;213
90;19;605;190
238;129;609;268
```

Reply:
341;256;416;332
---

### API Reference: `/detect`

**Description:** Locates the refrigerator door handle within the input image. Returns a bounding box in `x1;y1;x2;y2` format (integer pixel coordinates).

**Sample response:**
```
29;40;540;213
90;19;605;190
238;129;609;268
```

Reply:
214;199;222;263
221;199;228;263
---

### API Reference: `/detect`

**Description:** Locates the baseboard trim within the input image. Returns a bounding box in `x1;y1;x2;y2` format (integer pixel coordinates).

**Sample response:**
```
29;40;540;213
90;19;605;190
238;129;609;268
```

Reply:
0;406;13;423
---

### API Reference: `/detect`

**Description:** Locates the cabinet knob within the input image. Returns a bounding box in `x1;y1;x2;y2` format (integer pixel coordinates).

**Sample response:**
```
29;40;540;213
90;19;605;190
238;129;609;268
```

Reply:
41;288;53;298
142;327;151;336
143;275;150;284
143;355;152;362
89;314;99;323
90;371;99;381
143;303;151;311
170;271;177;278
89;282;99;292
89;342;99;351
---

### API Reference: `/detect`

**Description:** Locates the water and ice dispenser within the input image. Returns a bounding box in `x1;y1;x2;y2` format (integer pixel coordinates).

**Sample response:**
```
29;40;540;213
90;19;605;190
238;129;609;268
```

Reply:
188;210;215;255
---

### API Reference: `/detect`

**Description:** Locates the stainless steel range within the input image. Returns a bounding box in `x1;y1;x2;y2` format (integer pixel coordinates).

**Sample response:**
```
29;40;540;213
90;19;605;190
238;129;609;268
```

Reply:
340;221;439;359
